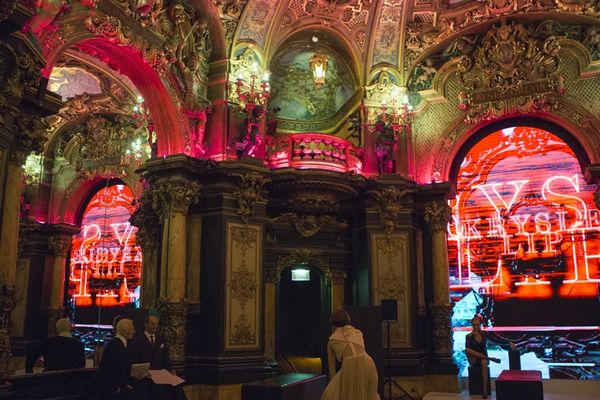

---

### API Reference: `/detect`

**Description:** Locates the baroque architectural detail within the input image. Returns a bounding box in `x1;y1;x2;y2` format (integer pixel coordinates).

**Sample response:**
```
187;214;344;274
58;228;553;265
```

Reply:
231;314;256;345
327;269;347;285
157;298;188;364
275;248;333;283
424;201;451;232
151;180;201;217
213;0;249;53
48;236;71;257
264;268;281;284
456;21;564;123
231;173;270;223
11;116;49;165
130;186;161;250
429;303;454;355
0;285;16;377
372;186;413;233
269;213;349;238
0;42;41;120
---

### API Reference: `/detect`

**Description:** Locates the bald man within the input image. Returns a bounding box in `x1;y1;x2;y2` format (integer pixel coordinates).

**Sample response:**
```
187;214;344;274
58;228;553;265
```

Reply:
97;318;136;399
26;318;85;373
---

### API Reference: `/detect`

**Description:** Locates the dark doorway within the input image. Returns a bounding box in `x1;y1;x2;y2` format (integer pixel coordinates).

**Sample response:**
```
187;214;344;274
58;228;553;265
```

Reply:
277;265;330;372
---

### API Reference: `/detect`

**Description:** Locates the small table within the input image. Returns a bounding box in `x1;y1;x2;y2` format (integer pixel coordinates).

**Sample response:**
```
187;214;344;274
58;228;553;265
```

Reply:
496;370;543;400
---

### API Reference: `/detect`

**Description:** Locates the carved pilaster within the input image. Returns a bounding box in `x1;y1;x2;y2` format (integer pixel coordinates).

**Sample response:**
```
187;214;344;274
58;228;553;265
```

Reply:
372;186;413;233
48;236;71;257
264;268;281;284
158;298;188;366
231;172;270;223
429;303;454;357
151;181;200;217
424;201;451;232
326;270;347;286
0;285;16;376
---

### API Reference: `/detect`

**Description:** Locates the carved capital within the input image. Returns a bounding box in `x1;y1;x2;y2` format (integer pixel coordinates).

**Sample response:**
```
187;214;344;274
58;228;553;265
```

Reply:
264;268;281;284
424;202;451;232
0;42;41;120
231;172;270;223
429;303;454;356
9;115;49;165
130;189;161;250
372;186;413;233
151;181;200;217
0;285;16;376
327;270;347;285
48;236;71;257
157;298;188;365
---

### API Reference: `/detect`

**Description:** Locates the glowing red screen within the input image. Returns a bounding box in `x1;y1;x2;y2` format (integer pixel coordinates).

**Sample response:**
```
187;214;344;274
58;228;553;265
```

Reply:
448;127;600;326
69;185;141;307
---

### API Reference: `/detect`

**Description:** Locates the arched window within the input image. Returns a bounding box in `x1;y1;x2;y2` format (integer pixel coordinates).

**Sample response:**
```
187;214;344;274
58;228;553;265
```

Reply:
448;126;600;378
68;184;142;321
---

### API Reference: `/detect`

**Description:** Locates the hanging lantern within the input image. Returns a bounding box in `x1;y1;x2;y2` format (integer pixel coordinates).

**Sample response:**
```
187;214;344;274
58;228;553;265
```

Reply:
309;49;329;89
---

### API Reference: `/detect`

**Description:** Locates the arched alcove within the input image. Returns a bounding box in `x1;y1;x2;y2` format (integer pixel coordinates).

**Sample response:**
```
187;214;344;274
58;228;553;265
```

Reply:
447;124;600;380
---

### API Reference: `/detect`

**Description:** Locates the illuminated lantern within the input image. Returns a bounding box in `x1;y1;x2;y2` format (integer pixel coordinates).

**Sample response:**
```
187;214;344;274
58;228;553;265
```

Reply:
309;49;328;89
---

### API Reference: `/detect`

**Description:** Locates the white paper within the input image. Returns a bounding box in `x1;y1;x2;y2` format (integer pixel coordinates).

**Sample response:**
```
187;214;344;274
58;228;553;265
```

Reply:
148;369;185;386
130;362;150;379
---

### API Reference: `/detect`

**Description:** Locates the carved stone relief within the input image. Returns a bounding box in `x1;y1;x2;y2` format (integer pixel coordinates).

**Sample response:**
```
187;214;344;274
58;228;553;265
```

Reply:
231;172;270;223
371;186;414;233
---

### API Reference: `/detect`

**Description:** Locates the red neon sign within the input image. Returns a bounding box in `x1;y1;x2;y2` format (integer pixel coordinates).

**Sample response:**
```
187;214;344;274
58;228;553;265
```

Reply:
448;127;600;302
69;185;142;307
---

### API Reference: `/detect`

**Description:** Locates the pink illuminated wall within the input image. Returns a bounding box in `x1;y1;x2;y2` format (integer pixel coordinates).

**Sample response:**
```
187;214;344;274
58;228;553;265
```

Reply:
69;185;141;308
448;127;600;311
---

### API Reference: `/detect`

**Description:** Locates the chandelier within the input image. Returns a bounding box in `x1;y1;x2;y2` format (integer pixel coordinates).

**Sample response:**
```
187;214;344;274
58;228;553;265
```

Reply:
234;62;270;110
309;45;328;89
376;88;413;134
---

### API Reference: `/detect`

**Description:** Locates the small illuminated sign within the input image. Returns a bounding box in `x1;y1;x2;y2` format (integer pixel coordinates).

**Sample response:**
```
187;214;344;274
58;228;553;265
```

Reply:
291;268;310;281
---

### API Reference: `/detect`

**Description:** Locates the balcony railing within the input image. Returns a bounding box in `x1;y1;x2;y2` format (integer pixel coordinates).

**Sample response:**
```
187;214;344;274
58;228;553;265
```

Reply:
265;133;363;174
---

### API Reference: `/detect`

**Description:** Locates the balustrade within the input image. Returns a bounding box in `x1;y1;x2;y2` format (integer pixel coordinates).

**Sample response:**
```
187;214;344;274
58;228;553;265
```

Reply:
266;133;363;174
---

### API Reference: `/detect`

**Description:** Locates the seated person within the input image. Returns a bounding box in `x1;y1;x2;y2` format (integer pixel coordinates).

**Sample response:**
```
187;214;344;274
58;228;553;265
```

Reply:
26;318;85;373
465;316;492;399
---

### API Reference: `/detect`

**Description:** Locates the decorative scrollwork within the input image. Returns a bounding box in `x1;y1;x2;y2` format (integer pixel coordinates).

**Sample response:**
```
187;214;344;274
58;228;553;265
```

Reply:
231;173;270;223
456;20;564;123
157;298;188;364
424;201;452;232
372;186;414;234
151;180;201;217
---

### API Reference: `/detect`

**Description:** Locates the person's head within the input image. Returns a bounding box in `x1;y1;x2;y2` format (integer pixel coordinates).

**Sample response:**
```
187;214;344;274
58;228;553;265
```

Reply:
471;316;482;332
117;318;135;340
55;318;72;335
112;314;125;332
329;309;351;328
145;315;159;334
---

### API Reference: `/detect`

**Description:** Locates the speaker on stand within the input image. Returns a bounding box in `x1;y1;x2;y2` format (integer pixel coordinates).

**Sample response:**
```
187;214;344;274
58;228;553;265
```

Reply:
381;299;414;400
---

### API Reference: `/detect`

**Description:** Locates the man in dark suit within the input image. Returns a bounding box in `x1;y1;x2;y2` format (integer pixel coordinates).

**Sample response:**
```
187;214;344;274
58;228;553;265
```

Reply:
26;318;85;373
97;318;136;399
128;315;185;400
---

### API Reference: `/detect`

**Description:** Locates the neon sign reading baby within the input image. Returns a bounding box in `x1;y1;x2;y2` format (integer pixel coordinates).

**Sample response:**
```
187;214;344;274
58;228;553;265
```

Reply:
447;127;600;299
69;185;142;307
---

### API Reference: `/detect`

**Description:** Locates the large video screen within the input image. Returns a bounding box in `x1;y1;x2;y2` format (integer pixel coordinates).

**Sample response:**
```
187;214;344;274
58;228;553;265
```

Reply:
69;185;142;317
448;126;600;379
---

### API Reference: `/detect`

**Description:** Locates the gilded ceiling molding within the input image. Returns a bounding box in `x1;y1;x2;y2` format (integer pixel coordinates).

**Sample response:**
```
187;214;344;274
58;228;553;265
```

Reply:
212;0;250;54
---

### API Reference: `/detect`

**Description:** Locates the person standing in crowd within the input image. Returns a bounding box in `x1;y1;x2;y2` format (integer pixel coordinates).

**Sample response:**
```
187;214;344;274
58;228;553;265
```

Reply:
128;315;185;400
321;309;380;400
97;318;135;399
26;318;85;373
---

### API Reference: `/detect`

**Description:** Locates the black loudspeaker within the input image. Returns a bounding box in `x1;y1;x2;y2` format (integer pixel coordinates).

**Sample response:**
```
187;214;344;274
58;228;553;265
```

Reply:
380;299;398;321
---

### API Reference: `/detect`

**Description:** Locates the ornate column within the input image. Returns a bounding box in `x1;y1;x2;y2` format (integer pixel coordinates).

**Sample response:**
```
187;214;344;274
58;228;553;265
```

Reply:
327;270;347;311
0;285;16;377
47;235;71;332
424;201;455;367
264;268;280;361
152;179;200;366
130;189;161;309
